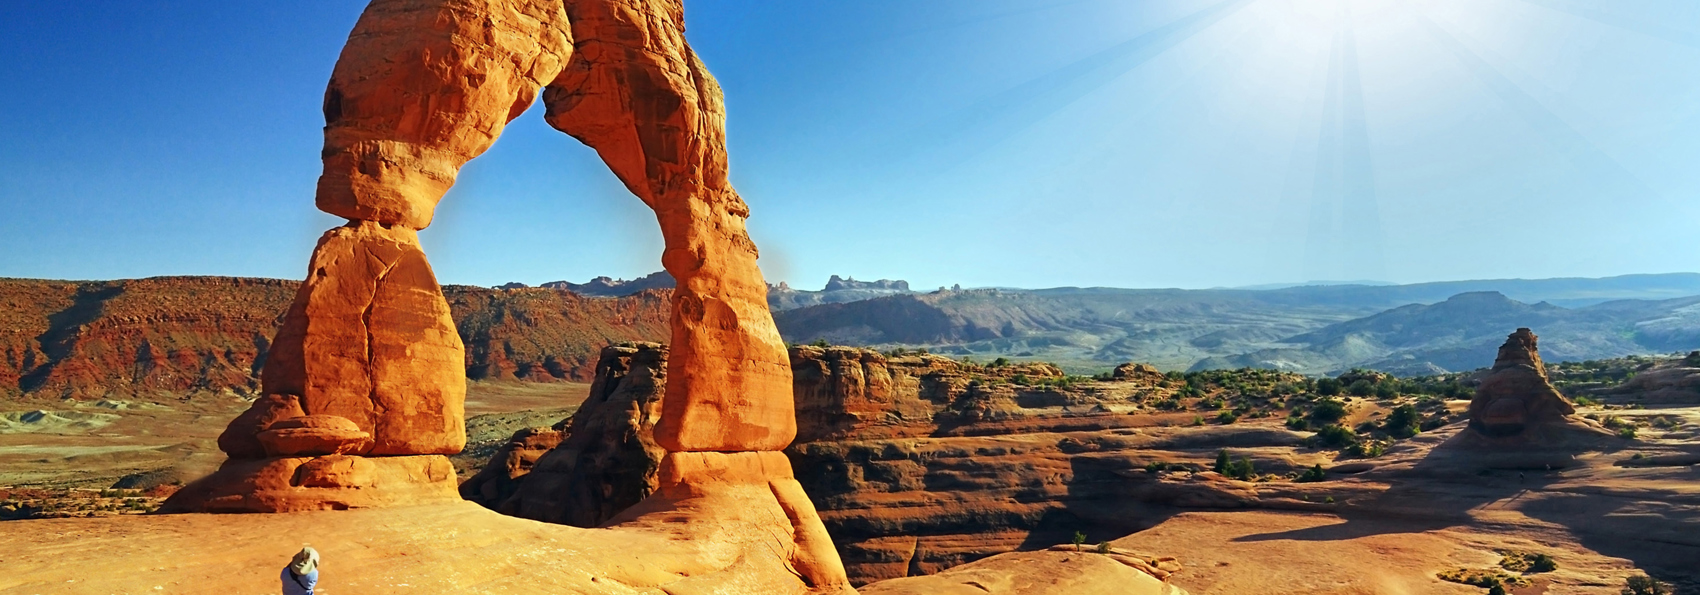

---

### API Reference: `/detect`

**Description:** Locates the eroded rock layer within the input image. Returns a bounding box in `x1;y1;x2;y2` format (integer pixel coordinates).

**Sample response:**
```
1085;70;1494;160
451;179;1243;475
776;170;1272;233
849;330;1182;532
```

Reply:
261;221;466;456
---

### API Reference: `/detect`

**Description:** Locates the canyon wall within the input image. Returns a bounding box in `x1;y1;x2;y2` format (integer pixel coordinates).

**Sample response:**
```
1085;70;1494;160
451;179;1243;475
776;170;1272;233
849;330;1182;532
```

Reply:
0;277;671;401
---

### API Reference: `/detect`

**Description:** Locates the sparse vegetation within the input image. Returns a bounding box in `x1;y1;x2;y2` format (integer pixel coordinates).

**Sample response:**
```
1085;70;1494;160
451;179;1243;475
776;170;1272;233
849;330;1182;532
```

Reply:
1296;464;1327;483
1213;449;1257;481
1498;550;1558;573
1312;424;1357;448
1623;574;1674;595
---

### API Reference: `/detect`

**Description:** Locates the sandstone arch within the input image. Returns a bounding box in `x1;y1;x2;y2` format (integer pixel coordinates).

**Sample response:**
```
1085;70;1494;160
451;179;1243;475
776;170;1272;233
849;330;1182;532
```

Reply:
281;0;794;454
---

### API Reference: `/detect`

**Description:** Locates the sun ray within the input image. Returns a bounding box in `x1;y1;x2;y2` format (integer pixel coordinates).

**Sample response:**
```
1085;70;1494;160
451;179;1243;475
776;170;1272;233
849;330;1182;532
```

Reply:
1511;0;1700;49
1410;7;1673;216
893;0;1260;176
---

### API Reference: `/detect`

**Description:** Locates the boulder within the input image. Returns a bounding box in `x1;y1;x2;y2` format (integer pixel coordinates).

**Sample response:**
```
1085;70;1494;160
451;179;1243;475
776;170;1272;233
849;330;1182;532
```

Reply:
217;394;306;460
257;415;373;457
1112;362;1165;384
457;426;564;508
158;454;458;513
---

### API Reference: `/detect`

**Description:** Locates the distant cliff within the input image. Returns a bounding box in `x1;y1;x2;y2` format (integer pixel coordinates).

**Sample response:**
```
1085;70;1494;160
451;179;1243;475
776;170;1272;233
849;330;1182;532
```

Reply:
0;277;670;401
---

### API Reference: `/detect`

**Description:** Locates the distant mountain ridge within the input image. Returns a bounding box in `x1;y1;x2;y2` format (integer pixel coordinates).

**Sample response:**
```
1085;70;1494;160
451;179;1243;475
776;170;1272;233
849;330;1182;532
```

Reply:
772;274;1700;374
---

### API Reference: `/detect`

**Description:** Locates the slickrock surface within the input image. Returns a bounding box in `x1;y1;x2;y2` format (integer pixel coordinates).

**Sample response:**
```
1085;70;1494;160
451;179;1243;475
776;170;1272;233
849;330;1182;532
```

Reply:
858;550;1186;595
0;502;829;594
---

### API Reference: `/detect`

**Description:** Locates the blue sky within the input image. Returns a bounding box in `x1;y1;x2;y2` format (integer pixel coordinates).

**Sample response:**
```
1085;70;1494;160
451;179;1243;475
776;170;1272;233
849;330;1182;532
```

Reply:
2;0;1698;290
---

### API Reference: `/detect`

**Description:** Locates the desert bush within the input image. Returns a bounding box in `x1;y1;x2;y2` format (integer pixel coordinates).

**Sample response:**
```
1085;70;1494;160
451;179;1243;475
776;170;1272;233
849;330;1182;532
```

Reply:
1312;424;1358;448
1346;439;1387;458
1311;398;1348;423
1286;416;1310;431
1499;550;1558;573
1623;574;1673;595
1215;411;1239;424
1384;404;1421;439
1316;378;1343;396
1348;380;1375;397
1213;450;1257;481
1296;464;1327;483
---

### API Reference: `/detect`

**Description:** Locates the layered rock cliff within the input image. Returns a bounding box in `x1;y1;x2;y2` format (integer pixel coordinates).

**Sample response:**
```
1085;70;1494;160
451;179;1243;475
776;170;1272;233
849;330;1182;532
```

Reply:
0;277;671;401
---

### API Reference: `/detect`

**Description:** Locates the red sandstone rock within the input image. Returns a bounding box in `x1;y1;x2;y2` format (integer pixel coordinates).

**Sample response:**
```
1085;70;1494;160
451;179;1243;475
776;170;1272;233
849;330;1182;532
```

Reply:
158;454;459;513
501;342;669;526
218;394;306;460
257;415;374;457
457;426;564;507
315;0;572;230
262;221;466;456
790;345;964;442
1467;328;1577;437
545;0;796;453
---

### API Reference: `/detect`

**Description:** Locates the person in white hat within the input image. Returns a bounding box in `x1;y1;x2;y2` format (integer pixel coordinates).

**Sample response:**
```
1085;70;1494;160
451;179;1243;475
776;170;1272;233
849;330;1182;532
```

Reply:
282;546;318;595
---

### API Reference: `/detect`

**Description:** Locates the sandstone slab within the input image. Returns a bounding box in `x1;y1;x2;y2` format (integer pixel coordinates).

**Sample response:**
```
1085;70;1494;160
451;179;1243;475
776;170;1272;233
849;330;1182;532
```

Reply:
158;454;458;513
256;415;373;457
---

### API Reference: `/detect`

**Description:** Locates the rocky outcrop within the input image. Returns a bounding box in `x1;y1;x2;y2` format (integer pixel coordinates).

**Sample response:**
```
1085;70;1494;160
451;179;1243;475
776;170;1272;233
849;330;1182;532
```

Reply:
502;343;668;527
1467;328;1578;438
790;345;966;442
1603;351;1700;404
457;426;564;509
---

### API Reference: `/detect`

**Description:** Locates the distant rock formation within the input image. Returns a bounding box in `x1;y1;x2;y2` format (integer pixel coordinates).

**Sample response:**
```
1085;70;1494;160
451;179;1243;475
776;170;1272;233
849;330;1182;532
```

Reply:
1467;328;1576;438
769;275;917;311
540;271;675;296
824;275;910;292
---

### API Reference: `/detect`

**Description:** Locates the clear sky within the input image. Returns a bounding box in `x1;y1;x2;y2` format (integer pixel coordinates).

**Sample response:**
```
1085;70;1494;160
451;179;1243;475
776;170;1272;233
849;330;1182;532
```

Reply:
2;0;1697;290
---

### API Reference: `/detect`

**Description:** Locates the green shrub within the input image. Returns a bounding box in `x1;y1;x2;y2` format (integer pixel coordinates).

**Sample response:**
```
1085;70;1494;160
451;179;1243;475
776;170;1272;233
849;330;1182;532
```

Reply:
1384;404;1421;439
1296;464;1327;483
1071;531;1087;551
1499;550;1558;573
1285;416;1310;431
1312;424;1358;448
1347;380;1375;397
1316;378;1343;396
1346;439;1387;458
1311;399;1348;423
1623;574;1673;595
1215;411;1239;424
1213;450;1256;481
1618;426;1638;440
